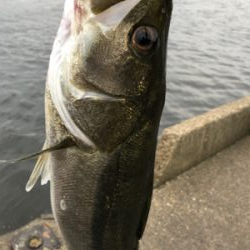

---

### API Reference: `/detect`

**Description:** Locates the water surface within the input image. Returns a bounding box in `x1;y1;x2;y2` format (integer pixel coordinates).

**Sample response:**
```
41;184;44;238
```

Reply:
0;0;249;234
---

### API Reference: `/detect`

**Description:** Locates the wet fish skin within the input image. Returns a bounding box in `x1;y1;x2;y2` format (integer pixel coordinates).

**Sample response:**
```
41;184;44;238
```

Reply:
48;95;163;250
28;0;172;249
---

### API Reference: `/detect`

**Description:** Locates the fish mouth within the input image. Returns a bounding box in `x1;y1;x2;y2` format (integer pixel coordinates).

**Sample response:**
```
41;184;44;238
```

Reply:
90;0;125;14
90;0;142;33
73;0;142;35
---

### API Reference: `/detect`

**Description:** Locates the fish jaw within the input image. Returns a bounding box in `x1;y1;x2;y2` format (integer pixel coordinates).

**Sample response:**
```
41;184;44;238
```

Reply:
90;0;142;34
89;0;124;14
72;0;143;35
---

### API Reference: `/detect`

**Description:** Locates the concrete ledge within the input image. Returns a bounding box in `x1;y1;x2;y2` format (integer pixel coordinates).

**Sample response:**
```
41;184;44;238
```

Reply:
154;96;250;187
141;136;250;250
0;215;66;250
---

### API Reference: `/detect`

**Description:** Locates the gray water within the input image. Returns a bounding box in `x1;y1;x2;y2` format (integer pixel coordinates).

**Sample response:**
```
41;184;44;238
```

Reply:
0;0;249;235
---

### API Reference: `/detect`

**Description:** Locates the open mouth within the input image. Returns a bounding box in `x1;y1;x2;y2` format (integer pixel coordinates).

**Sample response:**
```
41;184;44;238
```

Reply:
90;0;141;34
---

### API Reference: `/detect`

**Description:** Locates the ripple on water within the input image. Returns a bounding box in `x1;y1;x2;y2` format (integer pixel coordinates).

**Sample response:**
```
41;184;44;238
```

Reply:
0;0;250;234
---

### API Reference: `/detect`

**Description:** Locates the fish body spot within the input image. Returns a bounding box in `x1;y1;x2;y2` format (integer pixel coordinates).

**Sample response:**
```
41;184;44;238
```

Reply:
60;199;67;211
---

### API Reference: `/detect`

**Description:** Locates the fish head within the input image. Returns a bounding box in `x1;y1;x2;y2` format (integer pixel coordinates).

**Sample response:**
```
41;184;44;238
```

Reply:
69;0;172;97
50;0;172;151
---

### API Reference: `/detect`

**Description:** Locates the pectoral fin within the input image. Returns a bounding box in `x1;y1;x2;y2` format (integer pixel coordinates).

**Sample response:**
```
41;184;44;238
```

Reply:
25;143;50;192
25;138;75;192
0;138;75;191
0;137;75;164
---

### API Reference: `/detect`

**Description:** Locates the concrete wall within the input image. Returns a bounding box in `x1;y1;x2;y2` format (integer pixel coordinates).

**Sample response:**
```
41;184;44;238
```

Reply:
154;96;250;187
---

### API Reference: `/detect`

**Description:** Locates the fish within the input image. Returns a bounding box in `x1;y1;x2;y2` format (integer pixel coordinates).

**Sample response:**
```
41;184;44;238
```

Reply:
25;0;172;249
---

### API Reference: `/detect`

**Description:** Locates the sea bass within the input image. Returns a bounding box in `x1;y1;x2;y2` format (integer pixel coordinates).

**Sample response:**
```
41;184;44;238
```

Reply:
26;0;172;249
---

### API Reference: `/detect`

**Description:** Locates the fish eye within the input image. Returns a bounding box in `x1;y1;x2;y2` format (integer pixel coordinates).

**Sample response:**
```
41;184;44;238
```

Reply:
131;26;159;56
